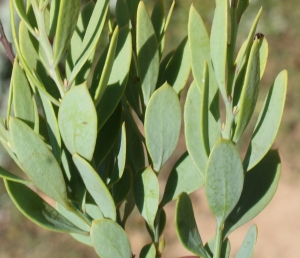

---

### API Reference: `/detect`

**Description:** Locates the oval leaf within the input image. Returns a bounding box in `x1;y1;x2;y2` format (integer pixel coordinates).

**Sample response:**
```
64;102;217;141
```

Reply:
235;225;257;258
5;180;86;234
243;70;287;171
137;1;160;106
175;192;208;257
10;117;69;208
134;167;159;231
145;83;181;172
73;153;116;221
224;150;281;237
205;139;244;223
91;219;132;258
58;83;97;160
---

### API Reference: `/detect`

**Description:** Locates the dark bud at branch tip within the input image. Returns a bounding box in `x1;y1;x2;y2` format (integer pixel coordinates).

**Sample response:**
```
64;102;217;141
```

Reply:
254;32;264;40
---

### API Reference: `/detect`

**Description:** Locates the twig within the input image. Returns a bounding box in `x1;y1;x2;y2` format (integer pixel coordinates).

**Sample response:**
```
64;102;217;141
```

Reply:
0;19;15;64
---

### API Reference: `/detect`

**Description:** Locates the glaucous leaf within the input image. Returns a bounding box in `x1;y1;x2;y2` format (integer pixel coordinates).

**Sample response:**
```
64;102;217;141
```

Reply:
151;0;165;56
73;153;116;221
5;180;86;234
140;243;156;258
175;192;208;257
224;150;281;237
156;50;174;89
68;0;109;86
205;139;244;223
70;233;93;247
0;166;31;185
244;70;287;171
160;36;190;94
91;219;132;258
160;152;204;207
134;167;159;231
113;167;132;207
237;0;252;21
137;1;160;106
96;26;132;130
235;225;257;258
144;83;181;172
53;0;80;67
233;38;261;143
10;118;69;208
210;0;227;98
13;0;35;35
58;83;97;161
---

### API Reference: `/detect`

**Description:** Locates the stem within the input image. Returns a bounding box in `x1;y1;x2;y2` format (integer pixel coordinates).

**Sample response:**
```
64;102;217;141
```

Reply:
213;221;223;258
31;1;65;97
222;98;234;139
227;0;239;96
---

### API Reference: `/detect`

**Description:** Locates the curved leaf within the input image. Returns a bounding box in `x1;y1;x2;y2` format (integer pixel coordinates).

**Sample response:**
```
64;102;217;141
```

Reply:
73;153;116;221
113;167;132;207
160;152;204;207
91;219;132;258
134;167;159;231
0;166;31;185
144;83;181;172
58;83;97;161
244;70;287;171
10;117;69;208
140;243;156;258
151;0;165;56
5;180;86;234
137;1;160;106
205;139;244;223
175;192;208;257
224;150;281;237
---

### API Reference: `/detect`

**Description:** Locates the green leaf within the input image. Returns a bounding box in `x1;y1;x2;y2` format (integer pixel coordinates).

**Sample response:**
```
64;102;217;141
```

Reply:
151;0;165;56
204;238;231;258
125;0;139;21
73;153;116;221
244;70;287;171
210;0;228;98
65;1;95;84
137;1;160;106
94;103;122;168
86;203;104;220
134;167;159;232
12;60;35;129
237;0;252;21
175;192;208;258
116;0;130;28
58;83;97;161
53;0;81;67
156;50;174;89
10;117;69;208
0;166;32;185
233;38;261;143
70;233;93;247
5;180;86;234
91;219;132;258
160;152;204;207
224;150;281;237
140;243;156;258
122;188;135;225
113;167;132;207
68;0;109;86
13;0;35;35
205;139;244;224
235;225;257;258
96;26;132;130
144;83;181;172
160;36;190;94
94;26;119;106
49;0;59;39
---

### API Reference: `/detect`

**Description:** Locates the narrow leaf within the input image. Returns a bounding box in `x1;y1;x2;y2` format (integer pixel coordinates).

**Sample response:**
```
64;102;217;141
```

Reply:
224;150;281;237
235;225;257;258
175;192;208;257
134;167;159;231
13;0;35;35
116;0;130;27
91;219;132;258
145;83;181;172
137;1;160;106
244;70;287;171
0;166;31;185
113;167;132;207
58;83;97;160
205;139;244;223
151;0;165;56
5;180;86;234
10;118;69;208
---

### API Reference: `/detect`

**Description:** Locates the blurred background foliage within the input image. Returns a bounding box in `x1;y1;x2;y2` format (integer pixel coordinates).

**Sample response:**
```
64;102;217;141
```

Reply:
0;0;299;257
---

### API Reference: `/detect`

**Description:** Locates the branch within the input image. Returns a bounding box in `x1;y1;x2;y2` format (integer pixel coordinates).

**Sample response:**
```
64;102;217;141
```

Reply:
0;19;15;64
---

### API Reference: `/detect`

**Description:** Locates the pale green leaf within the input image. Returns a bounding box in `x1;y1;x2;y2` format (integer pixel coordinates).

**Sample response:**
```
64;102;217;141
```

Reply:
235;225;257;258
144;83;181;172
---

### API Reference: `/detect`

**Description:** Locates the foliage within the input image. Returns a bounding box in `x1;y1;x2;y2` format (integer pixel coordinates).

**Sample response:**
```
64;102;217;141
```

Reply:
0;0;287;257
